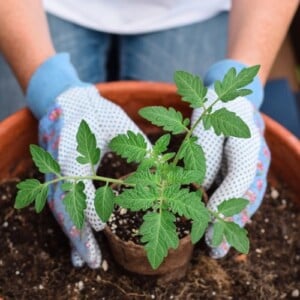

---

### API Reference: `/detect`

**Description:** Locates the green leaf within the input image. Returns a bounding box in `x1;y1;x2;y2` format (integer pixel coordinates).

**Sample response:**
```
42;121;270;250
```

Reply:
165;165;202;185
202;114;212;130
124;170;158;186
217;198;249;217
15;179;48;211
223;222;249;254
153;134;170;155
209;108;251;138
94;185;115;222
115;185;158;211
140;211;179;269
61;182;73;191
139;106;187;134
174;71;207;108
30;145;60;175
214;66;260;102
178;137;206;183
76;120;100;165
63;181;87;229
191;219;209;244
136;157;156;171
34;185;49;213
212;221;225;247
161;152;176;162
165;187;210;221
109;131;148;163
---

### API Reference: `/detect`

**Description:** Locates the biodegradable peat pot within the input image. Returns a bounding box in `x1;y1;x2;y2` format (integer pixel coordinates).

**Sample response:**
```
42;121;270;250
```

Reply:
103;226;193;283
102;174;202;283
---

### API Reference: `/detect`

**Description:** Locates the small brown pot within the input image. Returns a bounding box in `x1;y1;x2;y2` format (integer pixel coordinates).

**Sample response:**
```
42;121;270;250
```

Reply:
103;226;193;284
103;175;201;283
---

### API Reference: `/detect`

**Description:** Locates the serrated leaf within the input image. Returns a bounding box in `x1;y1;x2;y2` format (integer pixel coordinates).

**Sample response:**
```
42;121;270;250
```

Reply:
178;138;206;183
76;120;100;165
212;221;225;247
63;181;87;229
30;145;60;175
191;219;209;244
161;152;175;162
109;131;148;163
217;198;249;217
202;114;212;130
34;185;49;213
124;170;158;186
183;118;190;127
224;222;249;254
153;134;170;155
115;185;158;211
137;157;156;171
165;186;209;222
214;66;260;102
210;108;251;138
139;106;187;134
94;185;115;222
236;88;252;97
140;211;179;269
15;179;46;209
165;165;201;185
61;182;73;191
174;71;207;108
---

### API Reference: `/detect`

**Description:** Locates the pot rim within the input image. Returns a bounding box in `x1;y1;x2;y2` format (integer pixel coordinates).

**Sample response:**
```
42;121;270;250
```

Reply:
0;81;299;194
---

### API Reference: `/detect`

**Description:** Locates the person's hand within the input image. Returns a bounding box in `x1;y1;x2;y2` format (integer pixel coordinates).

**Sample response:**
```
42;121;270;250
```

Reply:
191;60;271;258
26;53;151;268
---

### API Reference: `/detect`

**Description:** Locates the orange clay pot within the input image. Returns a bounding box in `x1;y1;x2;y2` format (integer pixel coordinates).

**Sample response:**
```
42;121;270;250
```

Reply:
0;81;299;282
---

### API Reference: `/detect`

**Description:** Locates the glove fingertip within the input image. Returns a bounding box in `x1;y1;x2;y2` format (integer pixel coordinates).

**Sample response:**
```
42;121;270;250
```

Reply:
205;227;230;259
209;246;229;259
71;249;85;268
86;249;102;269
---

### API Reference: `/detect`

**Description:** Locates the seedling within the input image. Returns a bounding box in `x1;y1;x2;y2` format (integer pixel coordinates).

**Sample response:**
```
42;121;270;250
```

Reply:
15;66;259;269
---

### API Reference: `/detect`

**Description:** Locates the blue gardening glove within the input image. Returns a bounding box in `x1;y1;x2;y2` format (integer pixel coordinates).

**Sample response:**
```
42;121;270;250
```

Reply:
191;60;271;258
26;53;151;268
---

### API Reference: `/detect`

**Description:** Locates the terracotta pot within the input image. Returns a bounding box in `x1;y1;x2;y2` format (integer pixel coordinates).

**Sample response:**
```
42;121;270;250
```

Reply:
0;83;299;275
0;81;298;192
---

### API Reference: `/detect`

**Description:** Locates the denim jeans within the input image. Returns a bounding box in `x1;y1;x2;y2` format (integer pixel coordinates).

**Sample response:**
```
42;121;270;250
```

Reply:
0;12;228;120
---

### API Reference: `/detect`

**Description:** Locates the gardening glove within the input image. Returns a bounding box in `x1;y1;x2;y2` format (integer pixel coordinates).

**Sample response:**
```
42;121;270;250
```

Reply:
26;53;151;268
191;60;271;258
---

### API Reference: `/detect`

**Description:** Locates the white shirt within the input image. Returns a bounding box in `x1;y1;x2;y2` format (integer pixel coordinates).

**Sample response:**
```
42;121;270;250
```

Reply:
43;0;231;34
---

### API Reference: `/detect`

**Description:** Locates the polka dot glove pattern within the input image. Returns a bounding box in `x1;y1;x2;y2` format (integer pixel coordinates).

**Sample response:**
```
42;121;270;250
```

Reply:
39;85;151;268
191;89;271;258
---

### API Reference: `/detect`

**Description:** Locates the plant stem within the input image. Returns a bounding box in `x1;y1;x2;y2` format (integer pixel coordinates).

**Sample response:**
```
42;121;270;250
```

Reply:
172;96;220;166
46;174;135;187
208;209;226;223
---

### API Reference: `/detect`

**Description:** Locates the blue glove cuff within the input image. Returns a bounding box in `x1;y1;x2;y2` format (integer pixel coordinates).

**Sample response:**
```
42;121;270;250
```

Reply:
26;53;87;119
204;59;264;109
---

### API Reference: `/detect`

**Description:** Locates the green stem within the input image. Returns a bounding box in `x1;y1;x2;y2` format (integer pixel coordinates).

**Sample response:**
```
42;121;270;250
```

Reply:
46;174;135;187
172;97;220;166
208;209;226;223
91;164;96;177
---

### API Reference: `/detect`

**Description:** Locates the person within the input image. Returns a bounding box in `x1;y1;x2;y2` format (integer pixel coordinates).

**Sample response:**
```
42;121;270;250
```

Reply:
0;1;298;268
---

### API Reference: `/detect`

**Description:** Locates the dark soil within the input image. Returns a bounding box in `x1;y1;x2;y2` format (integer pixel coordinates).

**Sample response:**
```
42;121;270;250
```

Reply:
1;136;299;299
107;205;191;245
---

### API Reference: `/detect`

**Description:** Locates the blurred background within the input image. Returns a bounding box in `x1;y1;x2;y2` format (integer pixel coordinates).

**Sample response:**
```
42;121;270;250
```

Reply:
261;7;300;137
